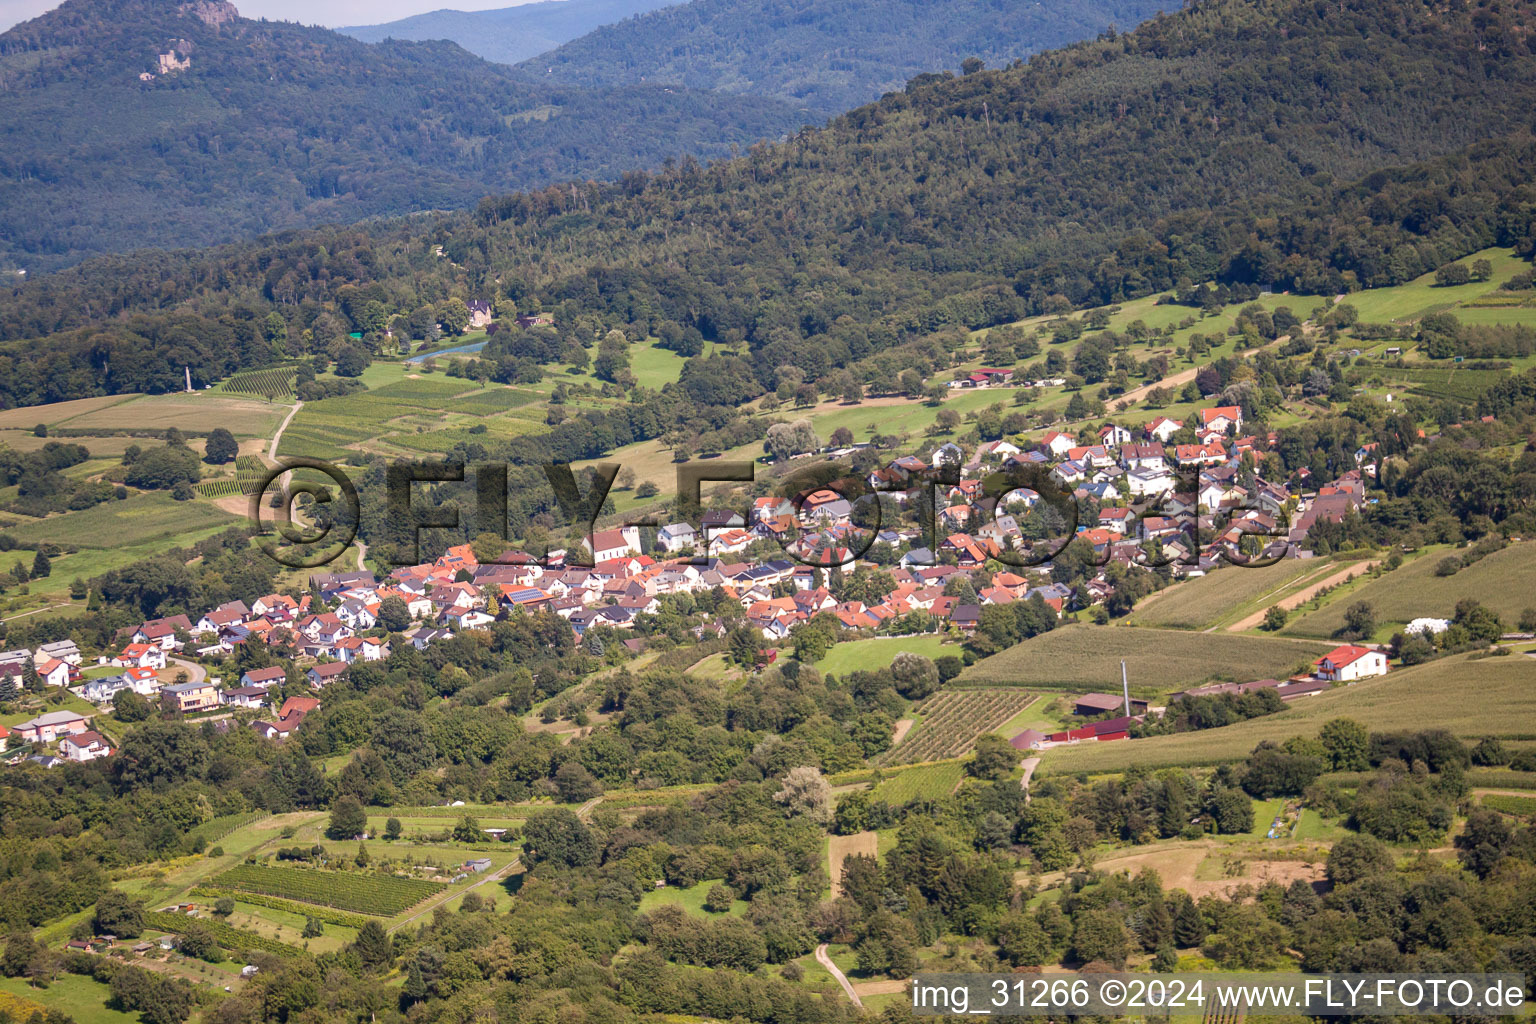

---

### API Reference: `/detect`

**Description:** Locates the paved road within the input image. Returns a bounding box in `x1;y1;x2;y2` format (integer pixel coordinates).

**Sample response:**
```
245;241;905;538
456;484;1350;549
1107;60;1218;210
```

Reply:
169;656;207;683
816;944;863;1008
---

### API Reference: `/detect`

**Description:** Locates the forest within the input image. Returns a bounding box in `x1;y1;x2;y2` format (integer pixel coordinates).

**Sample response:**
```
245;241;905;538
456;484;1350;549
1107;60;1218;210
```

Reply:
521;0;1170;115
4;0;1536;416
0;0;807;272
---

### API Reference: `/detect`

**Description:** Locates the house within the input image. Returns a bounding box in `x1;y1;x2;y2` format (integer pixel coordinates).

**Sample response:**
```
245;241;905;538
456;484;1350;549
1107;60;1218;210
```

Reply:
34;640;81;667
1199;406;1243;434
161;681;220;714
1097;424;1133;447
13;710;91;744
305;661;348;690
133;615;192;650
221;685;271;709
1009;729;1047;751
1145;416;1183;442
1313;644;1389;682
113;643;167;670
1039;431;1076;457
59;731;112;762
587;527;641;562
656;523;698;553
1173;441;1227;467
1098;508;1132;534
240;666;287;690
466;299;494;329
1072;693;1150;716
196;601;250;634
35;656;71;688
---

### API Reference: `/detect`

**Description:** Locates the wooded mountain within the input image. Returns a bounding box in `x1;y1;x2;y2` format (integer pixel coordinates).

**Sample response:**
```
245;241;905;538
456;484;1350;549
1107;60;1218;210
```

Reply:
340;0;682;66
5;0;1536;409
518;0;1173;114
0;0;806;273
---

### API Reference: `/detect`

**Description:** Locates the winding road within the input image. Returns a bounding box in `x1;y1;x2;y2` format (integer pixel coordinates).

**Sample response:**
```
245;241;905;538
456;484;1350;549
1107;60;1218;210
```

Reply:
268;400;303;461
815;944;863;1008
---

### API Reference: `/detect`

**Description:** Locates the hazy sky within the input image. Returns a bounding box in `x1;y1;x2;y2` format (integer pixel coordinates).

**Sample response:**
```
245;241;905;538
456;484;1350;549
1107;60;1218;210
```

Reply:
0;0;543;32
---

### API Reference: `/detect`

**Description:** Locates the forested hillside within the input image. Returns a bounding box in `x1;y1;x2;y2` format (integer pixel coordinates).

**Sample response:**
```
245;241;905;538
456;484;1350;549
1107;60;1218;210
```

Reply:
521;0;1172;115
0;0;806;272
340;0;683;66
4;0;1536;408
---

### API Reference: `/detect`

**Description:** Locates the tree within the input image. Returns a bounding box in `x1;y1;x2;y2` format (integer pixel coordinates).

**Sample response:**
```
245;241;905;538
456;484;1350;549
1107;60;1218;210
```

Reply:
327;795;368;839
1435;263;1470;287
1072;909;1131;967
302;917;324;938
452;814;482;843
1319;718;1370;771
2;932;36;978
384;817;403;840
1261;605;1287;631
376;596;412;633
1457;808;1512;878
213;897;235;917
1342;600;1376;640
765;419;818;460
94;890;145;938
703;883;737;913
889;652;940;699
352;921;394;971
438;297;471;335
1326;834;1394;885
204;428;238;464
112;689;155;722
29;550;50;579
774;766;834;824
968;734;1017;780
521;808;598;867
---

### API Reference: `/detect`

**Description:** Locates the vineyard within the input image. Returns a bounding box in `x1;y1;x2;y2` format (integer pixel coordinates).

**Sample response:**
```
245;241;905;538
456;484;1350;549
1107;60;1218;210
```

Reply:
143;911;303;959
222;368;296;401
878;688;1037;765
187;812;267;847
191;887;373;928
1482;794;1536;817
212;864;444;916
873;762;967;802
192;479;243;498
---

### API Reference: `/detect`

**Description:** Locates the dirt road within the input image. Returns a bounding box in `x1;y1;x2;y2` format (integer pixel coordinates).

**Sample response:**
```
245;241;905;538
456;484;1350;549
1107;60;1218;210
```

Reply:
816;944;863;1008
1224;560;1379;632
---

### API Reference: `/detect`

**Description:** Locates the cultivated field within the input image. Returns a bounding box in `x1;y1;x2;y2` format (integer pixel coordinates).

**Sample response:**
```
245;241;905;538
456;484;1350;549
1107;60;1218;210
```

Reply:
1;490;240;548
1128;559;1330;630
1039;651;1536;774
956;624;1329;693
815;635;958;676
872;761;967;803
879;688;1038;765
1283;541;1536;638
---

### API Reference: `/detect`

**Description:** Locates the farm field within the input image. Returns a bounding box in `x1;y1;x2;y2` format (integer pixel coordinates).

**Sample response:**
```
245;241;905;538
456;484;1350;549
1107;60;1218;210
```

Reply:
956;624;1330;694
57;392;289;438
1127;559;1331;630
1039;651;1536;774
1340;247;1529;323
880;688;1037;765
0;490;240;548
1283;540;1536;638
213;863;445;916
815;635;957;676
872;761;967;802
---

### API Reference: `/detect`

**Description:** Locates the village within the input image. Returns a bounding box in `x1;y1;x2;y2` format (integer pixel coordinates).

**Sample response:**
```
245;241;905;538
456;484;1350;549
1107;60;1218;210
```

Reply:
0;399;1401;766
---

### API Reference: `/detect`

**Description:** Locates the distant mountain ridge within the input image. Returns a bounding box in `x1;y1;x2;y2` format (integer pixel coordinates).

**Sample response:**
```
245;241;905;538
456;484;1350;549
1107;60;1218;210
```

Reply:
339;0;683;65
0;0;807;272
518;0;1174;115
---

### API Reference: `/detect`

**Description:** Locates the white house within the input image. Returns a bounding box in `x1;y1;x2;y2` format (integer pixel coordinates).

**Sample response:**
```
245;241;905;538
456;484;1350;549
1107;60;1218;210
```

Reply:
1146;417;1183;443
35;657;71;688
656;523;698;554
59;731;113;763
588;527;641;562
1313;644;1389;682
1040;431;1076;457
1199;406;1243;434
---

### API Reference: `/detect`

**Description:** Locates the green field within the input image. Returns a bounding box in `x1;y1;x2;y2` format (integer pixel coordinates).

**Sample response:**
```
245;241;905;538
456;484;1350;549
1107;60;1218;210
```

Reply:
815;635;958;676
1341;248;1529;323
1039;652;1536;774
956;624;1330;693
1128;560;1328;630
1481;794;1536;817
212;863;445;916
1284;541;1536;638
1;490;240;548
0;973;139;1024
872;761;966;803
637;878;749;917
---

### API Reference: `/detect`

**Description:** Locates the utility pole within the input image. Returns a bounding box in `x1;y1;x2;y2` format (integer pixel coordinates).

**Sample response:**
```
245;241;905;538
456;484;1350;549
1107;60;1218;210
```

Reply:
1122;659;1131;716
